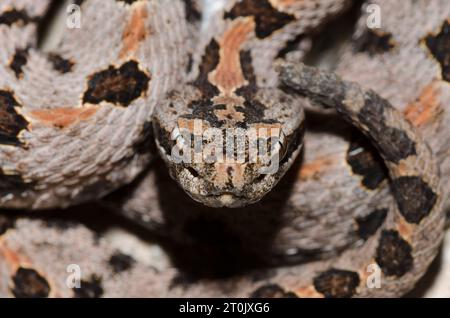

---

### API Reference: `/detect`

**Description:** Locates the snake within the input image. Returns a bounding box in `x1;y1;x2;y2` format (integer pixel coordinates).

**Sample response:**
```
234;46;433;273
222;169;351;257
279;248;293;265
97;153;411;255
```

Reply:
0;0;448;298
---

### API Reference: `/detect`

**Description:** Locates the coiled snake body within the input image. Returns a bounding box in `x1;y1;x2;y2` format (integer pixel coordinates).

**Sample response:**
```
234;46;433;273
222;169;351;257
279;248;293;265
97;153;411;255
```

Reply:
0;0;448;298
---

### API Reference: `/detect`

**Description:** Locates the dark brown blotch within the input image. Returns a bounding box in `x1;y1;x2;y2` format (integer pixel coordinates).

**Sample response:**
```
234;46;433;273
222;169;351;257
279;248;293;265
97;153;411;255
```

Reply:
183;99;225;128
313;269;360;298
425;20;450;82
0;9;33;26
192;39;220;99
391;176;437;224
11;267;51;298
224;0;295;39
182;97;269;129
10;49;29;79
182;0;202;22
0;90;28;147
358;91;417;164
356;208;387;240
83;60;150;107
108;252;136;273
347;132;388;190
376;230;413;277
73;275;103;298
353;29;395;55
250;284;298;298
47;53;74;74
235;99;268;128
235;50;257;99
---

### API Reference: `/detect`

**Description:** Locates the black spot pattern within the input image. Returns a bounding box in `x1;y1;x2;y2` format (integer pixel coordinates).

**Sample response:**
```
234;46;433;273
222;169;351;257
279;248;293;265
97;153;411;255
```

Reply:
313;269;360;298
347;132;388;190
47;53;74;73
108;252;135;273
391;176;437;224
83;61;150;107
183;99;224;127
425;20;450;82
182;97;270;129
356;208;388;240
235;50;257;99
376;230;413;277
192;39;220;99
11;267;51;298
182;0;202;22
224;0;295;39
353;29;395;55
358;91;417;164
0;90;28;147
73;276;103;298
250;284;298;298
10;49;28;79
0;9;33;26
235;100;270;126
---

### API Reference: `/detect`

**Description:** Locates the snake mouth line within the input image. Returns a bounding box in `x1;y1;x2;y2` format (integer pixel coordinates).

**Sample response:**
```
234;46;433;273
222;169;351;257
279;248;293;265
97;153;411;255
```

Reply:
194;192;254;208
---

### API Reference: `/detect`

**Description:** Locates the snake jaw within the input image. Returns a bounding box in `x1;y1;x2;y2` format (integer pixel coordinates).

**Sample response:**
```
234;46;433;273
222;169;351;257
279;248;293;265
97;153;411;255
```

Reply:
165;128;304;208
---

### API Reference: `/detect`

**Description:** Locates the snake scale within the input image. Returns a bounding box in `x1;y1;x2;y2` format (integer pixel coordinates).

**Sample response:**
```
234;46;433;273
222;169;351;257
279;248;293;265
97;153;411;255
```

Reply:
0;0;448;298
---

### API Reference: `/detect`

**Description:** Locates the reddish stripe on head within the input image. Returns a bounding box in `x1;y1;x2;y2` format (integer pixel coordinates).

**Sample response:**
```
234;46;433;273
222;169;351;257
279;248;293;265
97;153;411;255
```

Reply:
209;17;256;95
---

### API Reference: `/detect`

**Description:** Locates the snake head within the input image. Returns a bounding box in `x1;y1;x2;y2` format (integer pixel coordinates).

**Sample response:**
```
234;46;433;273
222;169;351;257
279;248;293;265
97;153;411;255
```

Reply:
153;85;305;208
